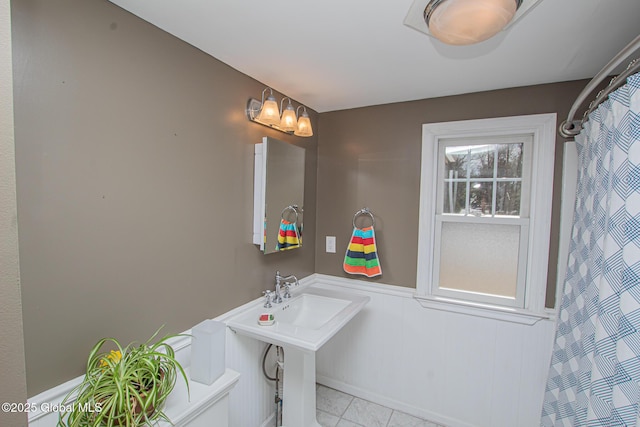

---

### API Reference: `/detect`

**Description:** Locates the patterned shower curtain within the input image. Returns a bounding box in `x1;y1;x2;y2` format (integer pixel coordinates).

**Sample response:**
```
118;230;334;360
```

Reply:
541;72;640;426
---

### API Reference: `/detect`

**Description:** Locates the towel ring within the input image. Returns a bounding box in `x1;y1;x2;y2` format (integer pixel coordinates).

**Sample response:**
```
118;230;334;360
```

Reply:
352;207;375;229
281;205;300;223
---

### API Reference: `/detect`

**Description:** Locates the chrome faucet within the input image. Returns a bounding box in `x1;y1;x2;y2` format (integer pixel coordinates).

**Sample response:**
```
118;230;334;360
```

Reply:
274;270;299;303
262;290;273;308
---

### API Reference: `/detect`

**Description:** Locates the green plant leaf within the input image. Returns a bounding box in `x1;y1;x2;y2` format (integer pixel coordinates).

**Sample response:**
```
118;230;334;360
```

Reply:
58;327;188;427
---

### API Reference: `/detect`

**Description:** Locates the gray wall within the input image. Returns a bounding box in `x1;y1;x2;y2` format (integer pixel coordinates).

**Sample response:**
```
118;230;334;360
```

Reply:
10;0;596;401
315;81;589;307
1;0;27;425
12;0;317;396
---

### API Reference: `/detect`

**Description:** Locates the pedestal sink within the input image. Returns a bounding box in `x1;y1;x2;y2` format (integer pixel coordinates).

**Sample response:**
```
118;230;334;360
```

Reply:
226;285;370;427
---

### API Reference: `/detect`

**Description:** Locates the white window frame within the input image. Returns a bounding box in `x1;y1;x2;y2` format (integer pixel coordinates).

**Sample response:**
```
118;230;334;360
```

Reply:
433;134;533;308
415;114;557;324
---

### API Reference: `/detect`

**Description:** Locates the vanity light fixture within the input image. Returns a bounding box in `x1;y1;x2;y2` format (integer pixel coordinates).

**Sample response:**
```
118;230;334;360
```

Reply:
280;98;298;132
256;88;281;126
294;106;313;137
404;0;542;46
246;87;314;137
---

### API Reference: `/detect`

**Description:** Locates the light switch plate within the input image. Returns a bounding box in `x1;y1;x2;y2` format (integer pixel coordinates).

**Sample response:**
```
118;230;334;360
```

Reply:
326;236;336;253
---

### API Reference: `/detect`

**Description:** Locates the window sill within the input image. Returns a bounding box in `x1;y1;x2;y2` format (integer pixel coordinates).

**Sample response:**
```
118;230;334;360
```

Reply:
413;294;553;325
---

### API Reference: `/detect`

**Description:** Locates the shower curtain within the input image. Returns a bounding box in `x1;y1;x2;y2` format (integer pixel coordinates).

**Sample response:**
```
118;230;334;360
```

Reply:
541;72;640;426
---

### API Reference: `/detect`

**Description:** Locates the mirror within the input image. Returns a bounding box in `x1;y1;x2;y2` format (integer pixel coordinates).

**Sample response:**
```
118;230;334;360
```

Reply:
253;137;305;254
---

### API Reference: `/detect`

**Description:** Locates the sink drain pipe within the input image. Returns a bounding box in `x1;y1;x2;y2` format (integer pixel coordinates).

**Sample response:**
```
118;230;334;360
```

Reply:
262;344;285;426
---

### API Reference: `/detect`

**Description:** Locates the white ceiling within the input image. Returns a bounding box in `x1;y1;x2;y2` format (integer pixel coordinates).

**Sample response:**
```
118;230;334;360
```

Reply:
108;0;640;113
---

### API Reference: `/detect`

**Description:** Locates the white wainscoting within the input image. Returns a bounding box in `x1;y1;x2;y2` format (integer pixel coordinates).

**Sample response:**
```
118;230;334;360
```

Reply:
27;274;556;427
221;274;556;427
224;329;276;427
313;274;556;427
215;290;288;427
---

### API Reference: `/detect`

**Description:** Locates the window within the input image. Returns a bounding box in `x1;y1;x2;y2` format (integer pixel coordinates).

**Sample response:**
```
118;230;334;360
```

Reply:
416;114;557;323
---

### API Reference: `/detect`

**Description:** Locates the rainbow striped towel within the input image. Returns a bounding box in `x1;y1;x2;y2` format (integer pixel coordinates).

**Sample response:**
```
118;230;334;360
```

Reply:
276;219;301;251
343;226;381;277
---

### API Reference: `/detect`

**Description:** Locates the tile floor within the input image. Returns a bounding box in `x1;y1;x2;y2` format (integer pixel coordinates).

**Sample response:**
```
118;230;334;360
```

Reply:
315;384;445;427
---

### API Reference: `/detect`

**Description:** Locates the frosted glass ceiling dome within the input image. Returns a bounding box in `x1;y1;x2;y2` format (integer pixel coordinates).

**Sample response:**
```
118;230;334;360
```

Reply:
425;0;523;45
404;0;543;47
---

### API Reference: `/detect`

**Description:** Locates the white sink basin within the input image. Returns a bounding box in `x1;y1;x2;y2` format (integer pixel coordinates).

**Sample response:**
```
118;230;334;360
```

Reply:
276;293;351;329
226;286;369;352
226;284;370;427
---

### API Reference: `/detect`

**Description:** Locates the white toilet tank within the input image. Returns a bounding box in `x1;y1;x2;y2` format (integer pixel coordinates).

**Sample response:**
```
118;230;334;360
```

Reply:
159;368;240;427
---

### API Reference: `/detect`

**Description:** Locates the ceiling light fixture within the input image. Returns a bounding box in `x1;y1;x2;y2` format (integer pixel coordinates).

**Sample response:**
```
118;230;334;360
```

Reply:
404;0;542;46
246;88;314;138
426;0;522;45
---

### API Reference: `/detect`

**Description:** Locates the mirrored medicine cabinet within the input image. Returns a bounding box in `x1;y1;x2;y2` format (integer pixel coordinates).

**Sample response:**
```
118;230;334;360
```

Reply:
253;137;305;254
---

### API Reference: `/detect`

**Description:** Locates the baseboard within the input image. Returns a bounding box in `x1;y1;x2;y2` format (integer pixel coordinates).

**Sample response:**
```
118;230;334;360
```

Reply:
316;375;475;427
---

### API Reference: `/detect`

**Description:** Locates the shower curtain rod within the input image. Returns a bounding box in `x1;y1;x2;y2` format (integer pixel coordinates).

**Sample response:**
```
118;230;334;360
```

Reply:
559;34;640;138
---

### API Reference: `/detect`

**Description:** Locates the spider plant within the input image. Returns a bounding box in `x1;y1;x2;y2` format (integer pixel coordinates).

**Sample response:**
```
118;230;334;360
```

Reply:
58;327;188;427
